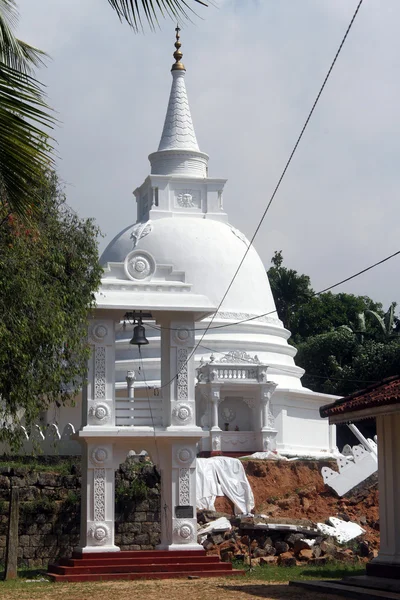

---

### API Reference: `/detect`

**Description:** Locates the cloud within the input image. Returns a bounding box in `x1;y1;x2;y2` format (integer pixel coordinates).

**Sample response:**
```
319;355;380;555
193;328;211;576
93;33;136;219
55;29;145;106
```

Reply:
17;0;400;308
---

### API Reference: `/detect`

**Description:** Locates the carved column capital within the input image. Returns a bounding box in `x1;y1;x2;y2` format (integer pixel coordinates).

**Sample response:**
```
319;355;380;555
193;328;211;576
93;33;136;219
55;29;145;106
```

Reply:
125;370;136;384
260;381;278;403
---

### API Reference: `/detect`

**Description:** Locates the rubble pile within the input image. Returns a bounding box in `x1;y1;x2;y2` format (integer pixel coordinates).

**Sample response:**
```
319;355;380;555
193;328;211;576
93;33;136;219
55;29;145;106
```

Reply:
197;511;378;568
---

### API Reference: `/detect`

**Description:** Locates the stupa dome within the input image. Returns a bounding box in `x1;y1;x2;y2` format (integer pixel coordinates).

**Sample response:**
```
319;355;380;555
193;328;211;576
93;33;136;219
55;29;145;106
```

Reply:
101;217;276;317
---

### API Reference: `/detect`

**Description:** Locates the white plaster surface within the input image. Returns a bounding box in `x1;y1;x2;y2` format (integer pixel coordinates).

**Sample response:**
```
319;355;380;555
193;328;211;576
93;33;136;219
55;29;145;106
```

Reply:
317;517;365;544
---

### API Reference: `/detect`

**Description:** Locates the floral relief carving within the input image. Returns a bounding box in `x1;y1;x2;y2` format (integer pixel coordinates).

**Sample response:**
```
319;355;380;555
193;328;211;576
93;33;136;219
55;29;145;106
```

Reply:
90;323;108;344
94;346;106;399
214;311;281;326
88;402;111;423
220;406;236;423
94;468;106;522
88;522;110;545
267;408;276;429
175;447;195;465
130;220;153;248
220;350;260;364
172;403;192;424
177;348;188;400
179;468;190;505
212;436;221;451
124;250;156;281
91;447;109;466
174;327;191;344
243;398;257;410
173;520;195;543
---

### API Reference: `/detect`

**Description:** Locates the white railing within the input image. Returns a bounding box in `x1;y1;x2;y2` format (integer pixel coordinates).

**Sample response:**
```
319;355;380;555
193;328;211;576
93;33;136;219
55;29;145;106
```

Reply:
115;397;163;427
216;367;258;380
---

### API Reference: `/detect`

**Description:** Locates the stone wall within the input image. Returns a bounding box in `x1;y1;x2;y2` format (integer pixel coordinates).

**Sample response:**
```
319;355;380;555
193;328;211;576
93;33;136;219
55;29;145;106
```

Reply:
0;456;161;568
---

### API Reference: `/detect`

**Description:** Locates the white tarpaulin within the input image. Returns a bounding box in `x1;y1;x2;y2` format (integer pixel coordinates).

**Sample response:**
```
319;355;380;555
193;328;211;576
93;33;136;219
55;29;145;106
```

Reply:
196;456;255;515
242;451;298;461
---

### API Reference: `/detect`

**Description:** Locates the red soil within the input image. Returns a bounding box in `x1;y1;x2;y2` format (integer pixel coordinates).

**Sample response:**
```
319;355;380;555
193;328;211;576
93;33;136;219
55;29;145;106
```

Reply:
214;460;379;547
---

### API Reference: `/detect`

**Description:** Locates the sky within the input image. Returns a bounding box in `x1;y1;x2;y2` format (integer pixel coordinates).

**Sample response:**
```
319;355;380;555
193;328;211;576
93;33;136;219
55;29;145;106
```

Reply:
17;0;400;309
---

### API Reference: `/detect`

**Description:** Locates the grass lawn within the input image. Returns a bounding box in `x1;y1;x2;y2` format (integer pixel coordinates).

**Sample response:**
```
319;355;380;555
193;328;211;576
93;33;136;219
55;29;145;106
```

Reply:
0;563;364;600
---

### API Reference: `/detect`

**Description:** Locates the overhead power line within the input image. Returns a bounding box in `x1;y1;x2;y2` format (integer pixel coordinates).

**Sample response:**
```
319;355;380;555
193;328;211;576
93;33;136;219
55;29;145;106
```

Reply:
143;248;400;334
191;0;365;343
130;1;365;391
142;245;399;392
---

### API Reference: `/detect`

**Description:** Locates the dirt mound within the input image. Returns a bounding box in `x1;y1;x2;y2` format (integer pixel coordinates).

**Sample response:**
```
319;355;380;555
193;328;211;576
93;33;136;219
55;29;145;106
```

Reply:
214;459;379;548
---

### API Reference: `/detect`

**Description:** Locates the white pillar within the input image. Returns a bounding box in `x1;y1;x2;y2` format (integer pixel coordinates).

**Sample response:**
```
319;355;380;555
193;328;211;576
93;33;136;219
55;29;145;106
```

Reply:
77;443;119;553
260;382;277;430
209;386;221;431
370;413;400;568
159;315;201;431
85;319;116;427
156;440;202;551
156;314;204;550
77;319;119;553
260;382;278;452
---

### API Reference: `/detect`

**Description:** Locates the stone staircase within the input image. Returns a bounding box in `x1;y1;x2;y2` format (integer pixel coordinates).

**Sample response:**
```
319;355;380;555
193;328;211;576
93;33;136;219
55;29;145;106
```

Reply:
47;550;245;582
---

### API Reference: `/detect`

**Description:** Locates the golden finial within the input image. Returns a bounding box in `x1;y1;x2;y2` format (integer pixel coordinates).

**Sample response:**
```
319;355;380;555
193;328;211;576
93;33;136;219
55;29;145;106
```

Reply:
172;24;185;71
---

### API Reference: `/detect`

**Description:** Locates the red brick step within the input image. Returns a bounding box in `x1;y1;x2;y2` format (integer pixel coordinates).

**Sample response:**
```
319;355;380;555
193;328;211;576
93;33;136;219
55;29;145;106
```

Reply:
47;549;245;582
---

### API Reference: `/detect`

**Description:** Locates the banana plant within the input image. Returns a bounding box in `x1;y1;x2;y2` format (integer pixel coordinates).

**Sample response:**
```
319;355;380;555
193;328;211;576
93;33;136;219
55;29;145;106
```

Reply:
366;303;399;341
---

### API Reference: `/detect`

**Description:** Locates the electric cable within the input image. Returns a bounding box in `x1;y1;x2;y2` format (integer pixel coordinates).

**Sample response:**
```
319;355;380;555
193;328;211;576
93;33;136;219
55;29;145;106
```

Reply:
191;0;364;343
196;342;381;386
128;0;368;393
143;248;400;335
138;349;174;543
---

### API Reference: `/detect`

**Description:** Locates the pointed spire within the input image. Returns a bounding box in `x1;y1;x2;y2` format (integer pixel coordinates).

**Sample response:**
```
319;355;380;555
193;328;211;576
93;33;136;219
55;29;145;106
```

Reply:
172;25;185;71
148;28;209;177
157;27;199;152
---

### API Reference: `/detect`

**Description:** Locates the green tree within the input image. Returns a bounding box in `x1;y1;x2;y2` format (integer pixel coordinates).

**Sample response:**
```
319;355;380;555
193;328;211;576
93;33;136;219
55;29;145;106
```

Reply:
0;0;55;218
297;331;400;397
0;171;103;448
295;328;359;395
291;292;384;343
267;251;313;331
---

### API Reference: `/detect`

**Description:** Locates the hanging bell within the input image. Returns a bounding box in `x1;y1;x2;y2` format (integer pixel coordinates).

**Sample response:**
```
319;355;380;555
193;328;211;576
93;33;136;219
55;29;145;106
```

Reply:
129;322;149;346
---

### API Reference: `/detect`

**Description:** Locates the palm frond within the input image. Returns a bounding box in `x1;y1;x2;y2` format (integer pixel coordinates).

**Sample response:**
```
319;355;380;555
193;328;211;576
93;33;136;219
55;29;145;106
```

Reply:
0;0;46;73
107;0;207;31
0;62;55;217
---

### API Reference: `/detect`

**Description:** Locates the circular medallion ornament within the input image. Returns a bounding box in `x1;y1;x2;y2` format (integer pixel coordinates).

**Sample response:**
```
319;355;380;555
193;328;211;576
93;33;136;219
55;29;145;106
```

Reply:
174;521;195;543
175;327;191;344
176;447;194;465
88;523;110;545
91;447;109;465
220;406;236;423
124;250;155;281
89;403;110;423
172;404;192;424
90;324;108;343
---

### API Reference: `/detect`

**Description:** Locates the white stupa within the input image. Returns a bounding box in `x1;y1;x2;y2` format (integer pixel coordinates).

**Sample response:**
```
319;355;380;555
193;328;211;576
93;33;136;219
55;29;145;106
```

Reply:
97;31;338;458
